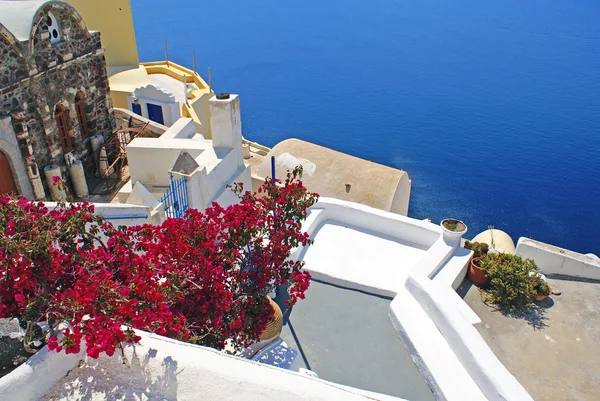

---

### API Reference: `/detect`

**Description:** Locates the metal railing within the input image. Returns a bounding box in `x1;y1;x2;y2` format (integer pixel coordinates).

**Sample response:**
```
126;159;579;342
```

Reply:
160;173;189;218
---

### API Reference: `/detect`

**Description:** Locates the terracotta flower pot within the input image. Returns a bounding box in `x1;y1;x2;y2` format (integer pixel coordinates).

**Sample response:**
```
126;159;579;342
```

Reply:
258;297;283;341
468;257;490;285
534;293;549;302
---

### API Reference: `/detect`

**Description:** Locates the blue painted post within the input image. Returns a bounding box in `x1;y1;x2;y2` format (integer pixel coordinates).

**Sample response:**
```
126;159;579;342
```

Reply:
271;156;276;184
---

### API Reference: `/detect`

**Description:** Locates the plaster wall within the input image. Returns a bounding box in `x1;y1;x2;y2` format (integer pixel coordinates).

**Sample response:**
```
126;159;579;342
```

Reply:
94;202;163;227
64;0;139;72
292;199;532;400
109;89;130;110
0;341;84;401
399;272;533;401
297;198;440;252
126;137;207;187
390;174;412;216
209;94;243;155
38;329;401;401
0;117;34;198
290;199;443;297
109;62;213;135
129;84;181;127
187;148;248;210
390;174;411;215
188;92;213;136
160;118;195;140
108;66;149;109
213;163;252;208
515;237;600;280
471;229;516;254
44;201;163;227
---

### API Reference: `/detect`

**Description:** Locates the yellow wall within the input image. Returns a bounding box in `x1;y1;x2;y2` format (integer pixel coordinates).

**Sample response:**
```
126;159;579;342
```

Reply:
65;0;139;73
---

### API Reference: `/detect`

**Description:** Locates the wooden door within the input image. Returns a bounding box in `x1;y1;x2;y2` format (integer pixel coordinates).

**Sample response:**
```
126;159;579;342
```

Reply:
0;151;17;195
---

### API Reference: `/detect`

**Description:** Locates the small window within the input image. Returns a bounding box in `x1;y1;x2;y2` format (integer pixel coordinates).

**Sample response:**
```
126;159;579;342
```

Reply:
55;104;72;153
132;102;142;116
47;13;62;45
75;93;88;138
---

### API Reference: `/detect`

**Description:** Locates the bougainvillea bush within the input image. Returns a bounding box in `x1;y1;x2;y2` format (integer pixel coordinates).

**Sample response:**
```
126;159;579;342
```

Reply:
0;167;317;358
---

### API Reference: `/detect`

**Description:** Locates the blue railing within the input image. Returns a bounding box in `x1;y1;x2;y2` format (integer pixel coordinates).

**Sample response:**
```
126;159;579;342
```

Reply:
160;173;189;218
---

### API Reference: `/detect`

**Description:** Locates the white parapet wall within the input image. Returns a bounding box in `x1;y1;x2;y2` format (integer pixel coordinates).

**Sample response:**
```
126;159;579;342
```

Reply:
291;198;442;297
44;201;164;227
296;198;440;252
292;198;533;401
34;330;402;401
185;147;250;211
515;237;600;280
0;342;85;401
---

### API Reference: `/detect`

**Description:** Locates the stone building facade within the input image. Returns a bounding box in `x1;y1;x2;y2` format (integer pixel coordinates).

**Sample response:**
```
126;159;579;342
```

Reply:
0;0;115;199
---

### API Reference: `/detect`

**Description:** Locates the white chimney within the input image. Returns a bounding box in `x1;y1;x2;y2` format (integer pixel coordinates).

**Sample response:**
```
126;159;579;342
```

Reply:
209;93;242;153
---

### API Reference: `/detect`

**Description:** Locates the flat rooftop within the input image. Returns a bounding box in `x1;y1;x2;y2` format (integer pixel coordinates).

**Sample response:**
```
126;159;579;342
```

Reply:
279;280;435;401
459;274;600;401
257;139;411;214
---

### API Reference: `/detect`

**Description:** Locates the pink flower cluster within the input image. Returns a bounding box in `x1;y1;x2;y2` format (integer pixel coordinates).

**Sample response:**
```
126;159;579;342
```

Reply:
0;167;317;357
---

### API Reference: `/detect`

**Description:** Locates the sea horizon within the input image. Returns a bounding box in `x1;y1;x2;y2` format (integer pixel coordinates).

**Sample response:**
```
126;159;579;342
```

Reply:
132;0;600;255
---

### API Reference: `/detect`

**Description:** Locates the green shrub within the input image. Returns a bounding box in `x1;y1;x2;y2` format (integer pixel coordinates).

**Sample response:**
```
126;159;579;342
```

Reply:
483;253;539;311
464;241;489;259
533;277;550;296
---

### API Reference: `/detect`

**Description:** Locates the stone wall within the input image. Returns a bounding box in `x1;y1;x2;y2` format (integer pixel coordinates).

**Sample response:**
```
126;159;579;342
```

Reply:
0;2;115;199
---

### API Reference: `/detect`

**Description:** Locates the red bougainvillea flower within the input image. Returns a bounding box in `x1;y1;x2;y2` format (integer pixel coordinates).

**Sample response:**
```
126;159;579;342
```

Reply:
0;166;317;358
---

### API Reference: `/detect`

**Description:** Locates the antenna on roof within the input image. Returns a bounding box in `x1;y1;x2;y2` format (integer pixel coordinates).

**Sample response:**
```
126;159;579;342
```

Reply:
208;66;213;92
192;52;197;75
164;40;169;66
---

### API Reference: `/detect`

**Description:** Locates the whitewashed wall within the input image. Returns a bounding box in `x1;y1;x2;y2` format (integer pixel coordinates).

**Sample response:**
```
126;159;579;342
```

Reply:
0;342;85;401
16;330;402;401
44;201;164;227
515;237;600;280
129;83;181;127
127;137;207;187
295;198;441;257
294;199;532;401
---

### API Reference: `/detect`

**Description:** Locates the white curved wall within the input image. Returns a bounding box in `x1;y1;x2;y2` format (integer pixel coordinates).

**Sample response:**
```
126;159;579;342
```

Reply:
390;174;411;216
298;198;441;253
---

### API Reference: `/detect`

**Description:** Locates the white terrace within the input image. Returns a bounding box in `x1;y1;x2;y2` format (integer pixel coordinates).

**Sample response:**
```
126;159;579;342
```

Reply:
1;198;539;401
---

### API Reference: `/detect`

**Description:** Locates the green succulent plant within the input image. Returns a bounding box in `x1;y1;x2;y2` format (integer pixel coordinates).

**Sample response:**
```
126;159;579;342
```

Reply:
464;241;489;259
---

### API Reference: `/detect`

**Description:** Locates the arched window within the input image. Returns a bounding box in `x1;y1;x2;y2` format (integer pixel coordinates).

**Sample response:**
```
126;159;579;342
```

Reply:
55;104;72;153
75;93;88;138
46;13;62;45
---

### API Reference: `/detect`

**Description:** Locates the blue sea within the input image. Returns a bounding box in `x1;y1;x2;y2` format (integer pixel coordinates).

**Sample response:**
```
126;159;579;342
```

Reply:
132;0;600;255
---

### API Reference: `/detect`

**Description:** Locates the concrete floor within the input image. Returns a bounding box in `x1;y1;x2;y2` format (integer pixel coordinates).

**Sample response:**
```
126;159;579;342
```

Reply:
279;280;434;401
460;275;600;401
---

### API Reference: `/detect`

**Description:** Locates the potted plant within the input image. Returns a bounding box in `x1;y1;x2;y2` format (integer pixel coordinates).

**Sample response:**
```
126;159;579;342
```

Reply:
468;253;493;285
484;253;541;311
440;218;468;247
464;240;489;258
465;241;490;284
533;278;551;302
